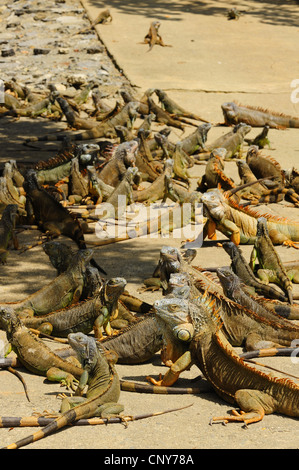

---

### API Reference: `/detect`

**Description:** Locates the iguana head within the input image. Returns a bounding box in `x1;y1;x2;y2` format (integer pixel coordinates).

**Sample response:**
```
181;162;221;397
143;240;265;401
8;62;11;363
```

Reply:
0;306;22;339
256;217;269;237
68;332;98;369
246;145;259;161
216;267;240;297
101;277;127;320
23;169;40;193
201;189;226;221
1;204;19;226
167;273;191;299
153;297;194;342
115;140;138;168
221;102;238;124
43;241;73;271
238;123;251;136
69;248;94;270
222;241;240;258
198;123;212;145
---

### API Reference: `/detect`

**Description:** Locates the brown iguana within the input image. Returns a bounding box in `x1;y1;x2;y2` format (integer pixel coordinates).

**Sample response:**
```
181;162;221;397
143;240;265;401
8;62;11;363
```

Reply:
250;217;294;304
133;158;174;204
0;204;19;264
221;101;299;128
98;140;138;187
197;148;236;192
201;188;299;248
246;145;284;189
141;21;172;52
155;88;209;123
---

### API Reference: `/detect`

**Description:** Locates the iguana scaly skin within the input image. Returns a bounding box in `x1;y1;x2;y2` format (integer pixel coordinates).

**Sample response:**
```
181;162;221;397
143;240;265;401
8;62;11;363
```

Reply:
69;156;89;203
0;204;19;264
201;188;299;248
4;332;123;449
197;148;235;192
23;169;106;274
133;158;174;204
246;145;284;189
250;217;293;304
0;307;83;388
179;123;211;155
221;101;299;128
188;292;299;426
24;102;139;142
21;277;126;338
222;241;289;302
215;268;299;351
98;140;138;187
0;249;93;315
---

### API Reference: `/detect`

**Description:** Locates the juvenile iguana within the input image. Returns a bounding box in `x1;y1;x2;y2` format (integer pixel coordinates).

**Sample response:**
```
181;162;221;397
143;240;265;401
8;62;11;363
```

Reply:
141;21;172;52
221;101;299;128
155;89;209;123
3;332;123;449
0;204;19;264
250;217;294;304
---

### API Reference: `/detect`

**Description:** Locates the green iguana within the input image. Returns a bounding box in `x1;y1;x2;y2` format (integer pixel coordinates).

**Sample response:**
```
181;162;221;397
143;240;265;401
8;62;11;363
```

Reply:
141;21;172;52
1;249;93;316
221;101;299;128
250;217;293;304
98;140;138;187
3;332;123;449
155;89;209;123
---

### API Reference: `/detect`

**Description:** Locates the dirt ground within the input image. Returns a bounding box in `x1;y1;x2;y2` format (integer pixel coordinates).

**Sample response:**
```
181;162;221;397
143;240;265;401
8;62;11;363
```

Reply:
0;0;299;453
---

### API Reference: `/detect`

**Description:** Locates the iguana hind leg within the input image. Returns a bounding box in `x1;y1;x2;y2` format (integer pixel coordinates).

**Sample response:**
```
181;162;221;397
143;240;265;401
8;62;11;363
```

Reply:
211;390;275;426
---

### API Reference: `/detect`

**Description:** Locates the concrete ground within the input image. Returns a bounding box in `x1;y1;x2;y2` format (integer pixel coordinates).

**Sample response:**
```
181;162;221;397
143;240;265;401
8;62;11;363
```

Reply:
1;0;299;452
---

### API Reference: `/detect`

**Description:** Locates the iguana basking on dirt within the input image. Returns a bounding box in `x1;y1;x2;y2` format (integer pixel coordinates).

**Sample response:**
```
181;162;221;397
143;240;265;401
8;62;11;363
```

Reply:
222;241;289;302
22;169;106;274
98;140;138;187
201;188;299;248
221;101;299;128
188;291;299;426
141;21;172;52
1;249;93;316
250;217;294;304
3;332;124;449
0;204;19;264
154;88;209;123
24;101;140;143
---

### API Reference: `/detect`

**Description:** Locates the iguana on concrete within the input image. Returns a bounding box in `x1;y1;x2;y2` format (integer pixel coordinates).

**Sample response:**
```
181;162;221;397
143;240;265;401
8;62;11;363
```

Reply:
1;249;93;316
221;101;299;128
201;188;299;248
147;97;185;130
246;145;284;189
222;241;289;302
179;123;211;155
197;148;235;192
154;88;209;123
74;8;112;36
24;101;140;142
0;204;19;264
3;332;123;449
142;21;172;52
22;169;106;274
245;125;271;149
68;156;89;204
188;292;299;426
250;217;293;304
98;140;138;187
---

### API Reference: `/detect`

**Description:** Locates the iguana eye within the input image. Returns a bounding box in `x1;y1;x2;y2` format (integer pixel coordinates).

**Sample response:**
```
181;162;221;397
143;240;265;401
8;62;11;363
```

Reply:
169;304;178;312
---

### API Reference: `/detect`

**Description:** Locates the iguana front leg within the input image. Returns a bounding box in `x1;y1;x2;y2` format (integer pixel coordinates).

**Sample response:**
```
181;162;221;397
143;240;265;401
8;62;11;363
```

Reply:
146;351;192;387
210;389;276;426
46;367;79;391
268;228;299;249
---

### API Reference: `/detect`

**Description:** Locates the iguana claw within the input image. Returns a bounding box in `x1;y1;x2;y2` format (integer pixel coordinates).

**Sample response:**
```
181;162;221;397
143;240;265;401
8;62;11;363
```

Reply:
283;240;299;249
146;374;163;386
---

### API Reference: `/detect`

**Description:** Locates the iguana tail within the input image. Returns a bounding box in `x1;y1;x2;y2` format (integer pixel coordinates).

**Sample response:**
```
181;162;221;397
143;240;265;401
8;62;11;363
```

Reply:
0;404;193;431
120;380;205;394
